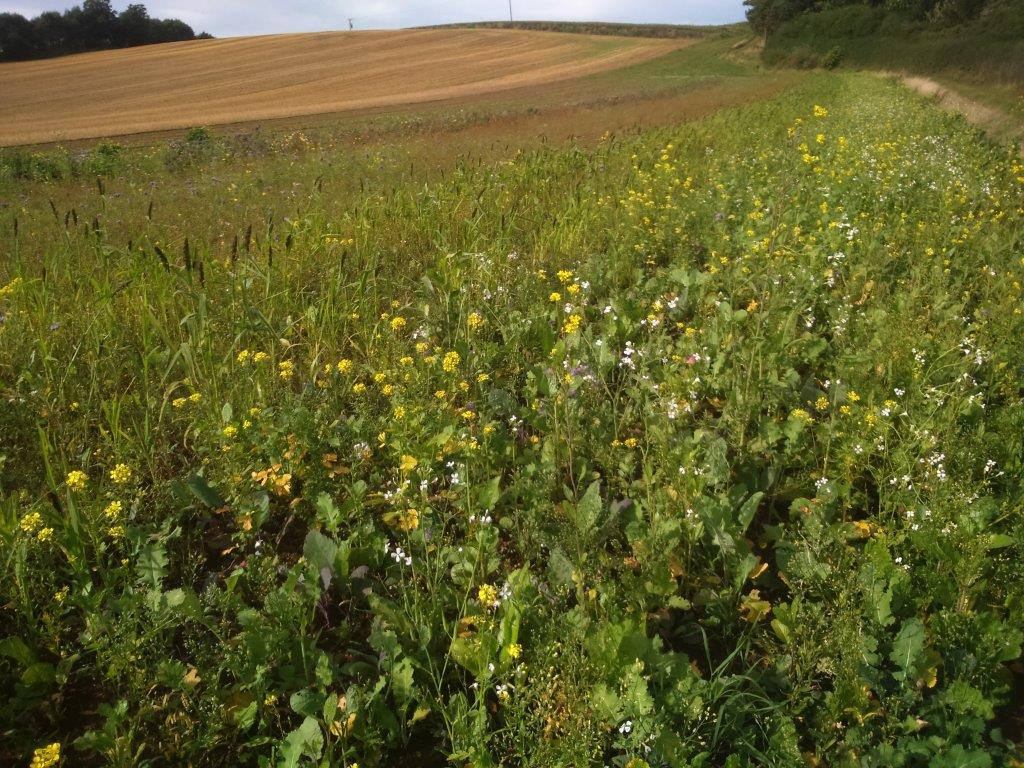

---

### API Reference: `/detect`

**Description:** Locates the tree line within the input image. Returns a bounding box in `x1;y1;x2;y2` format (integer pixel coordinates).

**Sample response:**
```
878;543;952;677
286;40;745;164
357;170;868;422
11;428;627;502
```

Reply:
744;0;1001;37
0;0;210;62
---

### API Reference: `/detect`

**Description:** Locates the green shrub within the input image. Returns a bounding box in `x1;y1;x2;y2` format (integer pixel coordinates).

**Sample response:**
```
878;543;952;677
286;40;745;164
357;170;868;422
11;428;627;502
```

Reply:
0;149;70;181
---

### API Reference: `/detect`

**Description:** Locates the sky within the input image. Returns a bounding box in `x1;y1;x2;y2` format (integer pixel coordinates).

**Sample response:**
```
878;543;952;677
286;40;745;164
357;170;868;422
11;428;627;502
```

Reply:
6;1;748;38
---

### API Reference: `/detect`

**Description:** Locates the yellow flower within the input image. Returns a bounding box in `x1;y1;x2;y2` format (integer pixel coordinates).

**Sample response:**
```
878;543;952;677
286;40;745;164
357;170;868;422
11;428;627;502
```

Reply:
381;384;395;397
566;283;580;296
562;314;582;335
252;351;269;364
20;511;42;534
557;269;573;284
506;642;522;660
399;355;413;366
353;382;367;394
278;360;295;381
172;396;188;408
397;508;419;532
107;524;125;538
791;408;813;422
467;312;484;330
623;437;639;448
476;372;490;383
103;500;123;520
236;349;251;364
188;392;201;403
222;424;238;438
66;470;88;492
813;104;828;118
53;586;69;604
0;276;24;299
37;527;54;542
846;390;861;402
400;455;418;472
746;299;759;312
461;409;476;421
815;396;829;411
442;350;460;373
390;316;406;332
30;742;61;768
477;583;499;609
392;405;406;419
336;358;353;374
434;389;447;399
549;292;562;302
109;463;133;485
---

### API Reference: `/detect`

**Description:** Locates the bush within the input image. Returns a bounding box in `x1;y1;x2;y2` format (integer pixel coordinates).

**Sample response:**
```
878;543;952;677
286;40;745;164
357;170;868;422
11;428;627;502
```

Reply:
84;142;126;176
822;46;843;69
162;126;219;171
0;149;68;181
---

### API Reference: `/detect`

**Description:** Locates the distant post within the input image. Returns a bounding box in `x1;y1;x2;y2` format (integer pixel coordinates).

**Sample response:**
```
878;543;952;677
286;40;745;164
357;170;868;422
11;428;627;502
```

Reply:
508;0;513;22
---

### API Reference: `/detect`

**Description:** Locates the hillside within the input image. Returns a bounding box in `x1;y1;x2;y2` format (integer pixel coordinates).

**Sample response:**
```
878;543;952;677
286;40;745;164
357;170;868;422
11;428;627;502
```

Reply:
0;28;684;146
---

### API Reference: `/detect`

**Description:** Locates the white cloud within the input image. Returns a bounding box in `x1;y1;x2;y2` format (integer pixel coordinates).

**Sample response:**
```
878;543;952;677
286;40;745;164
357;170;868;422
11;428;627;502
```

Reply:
9;0;746;37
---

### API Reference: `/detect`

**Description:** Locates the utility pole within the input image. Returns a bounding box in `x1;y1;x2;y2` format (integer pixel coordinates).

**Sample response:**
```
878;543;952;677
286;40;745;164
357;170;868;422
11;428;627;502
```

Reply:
508;0;513;22
348;17;354;30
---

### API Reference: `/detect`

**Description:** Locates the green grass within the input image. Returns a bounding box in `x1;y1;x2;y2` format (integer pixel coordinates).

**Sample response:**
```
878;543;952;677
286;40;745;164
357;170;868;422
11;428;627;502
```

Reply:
2;56;1024;768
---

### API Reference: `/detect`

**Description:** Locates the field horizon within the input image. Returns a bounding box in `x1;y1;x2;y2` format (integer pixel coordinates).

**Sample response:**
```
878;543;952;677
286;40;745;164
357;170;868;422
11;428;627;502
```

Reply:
0;27;690;147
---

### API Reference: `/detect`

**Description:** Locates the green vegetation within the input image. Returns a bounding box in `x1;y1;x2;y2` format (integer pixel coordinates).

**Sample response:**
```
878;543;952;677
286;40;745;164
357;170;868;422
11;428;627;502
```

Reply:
759;1;1024;84
3;41;1024;768
423;20;745;39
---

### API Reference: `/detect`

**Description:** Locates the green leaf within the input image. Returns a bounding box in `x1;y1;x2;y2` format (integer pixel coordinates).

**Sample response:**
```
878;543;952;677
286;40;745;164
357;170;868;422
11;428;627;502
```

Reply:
547;547;575;587
737;491;764;534
21;661;56;687
390;656;415;705
575;480;602;539
303;529;338;589
221;402;233;423
278;716;323;768
928;745;992;768
315;492;341;532
186;473;225;509
890;618;926;680
0;636;35;666
478;474;501;511
137;541;168;589
289;689;326;719
985;533;1014;550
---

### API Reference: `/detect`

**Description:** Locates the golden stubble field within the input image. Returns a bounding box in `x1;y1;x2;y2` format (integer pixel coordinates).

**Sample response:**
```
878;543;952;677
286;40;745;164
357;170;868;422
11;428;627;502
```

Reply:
0;28;686;146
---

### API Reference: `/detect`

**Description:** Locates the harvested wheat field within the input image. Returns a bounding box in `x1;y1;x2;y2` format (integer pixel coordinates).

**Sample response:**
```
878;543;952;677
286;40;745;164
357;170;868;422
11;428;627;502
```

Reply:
0;28;686;146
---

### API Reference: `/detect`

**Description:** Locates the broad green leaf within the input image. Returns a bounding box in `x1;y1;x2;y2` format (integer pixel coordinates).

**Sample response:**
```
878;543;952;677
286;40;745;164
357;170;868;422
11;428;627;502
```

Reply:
890;618;926;680
137;541;168;589
186;473;225;509
390;656;415;705
303;529;338;589
278;716;323;768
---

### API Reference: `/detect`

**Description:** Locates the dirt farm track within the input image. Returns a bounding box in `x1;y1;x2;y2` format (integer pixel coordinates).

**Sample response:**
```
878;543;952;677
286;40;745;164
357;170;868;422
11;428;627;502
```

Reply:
0;28;685;146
